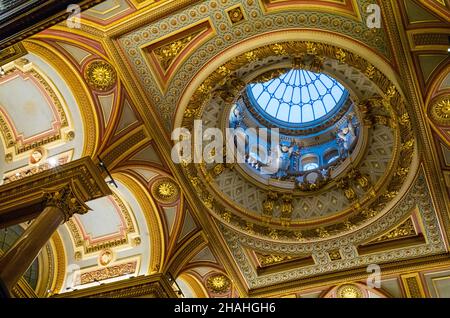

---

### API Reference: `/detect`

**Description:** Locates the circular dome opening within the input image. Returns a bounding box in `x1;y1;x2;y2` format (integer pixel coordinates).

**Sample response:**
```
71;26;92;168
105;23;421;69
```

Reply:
247;69;348;128
227;67;361;190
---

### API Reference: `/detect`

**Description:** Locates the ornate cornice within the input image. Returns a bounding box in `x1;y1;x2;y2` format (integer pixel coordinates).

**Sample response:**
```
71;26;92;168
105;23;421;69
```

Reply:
0;0;105;50
0;156;111;227
52;273;177;298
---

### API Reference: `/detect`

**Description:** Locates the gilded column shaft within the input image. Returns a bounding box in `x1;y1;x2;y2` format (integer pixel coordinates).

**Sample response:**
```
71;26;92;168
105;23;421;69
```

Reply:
0;183;90;294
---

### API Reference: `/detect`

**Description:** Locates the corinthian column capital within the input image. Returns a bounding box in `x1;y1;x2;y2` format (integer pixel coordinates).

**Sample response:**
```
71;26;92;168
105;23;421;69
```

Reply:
44;182;91;222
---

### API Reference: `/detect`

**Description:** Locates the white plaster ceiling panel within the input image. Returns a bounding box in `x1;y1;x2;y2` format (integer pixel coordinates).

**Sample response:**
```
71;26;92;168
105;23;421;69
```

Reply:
58;178;151;291
0;53;85;184
77;196;125;241
116;98;138;133
26;54;84;159
0;71;57;139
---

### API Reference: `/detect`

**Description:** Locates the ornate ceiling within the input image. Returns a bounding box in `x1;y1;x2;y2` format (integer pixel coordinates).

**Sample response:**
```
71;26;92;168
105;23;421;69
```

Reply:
0;0;449;298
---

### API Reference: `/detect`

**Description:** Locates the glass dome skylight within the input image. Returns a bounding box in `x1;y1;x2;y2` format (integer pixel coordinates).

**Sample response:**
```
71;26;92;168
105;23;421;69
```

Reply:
248;69;348;126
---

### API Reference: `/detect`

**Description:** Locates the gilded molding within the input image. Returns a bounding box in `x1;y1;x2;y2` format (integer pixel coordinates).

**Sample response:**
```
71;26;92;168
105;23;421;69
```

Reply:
65;189;137;254
220;171;446;289
0;43;27;65
79;261;137;285
401;273;426;298
101;126;148;168
0;157;111;225
116;0;391;130
114;172;165;275
167;232;206;277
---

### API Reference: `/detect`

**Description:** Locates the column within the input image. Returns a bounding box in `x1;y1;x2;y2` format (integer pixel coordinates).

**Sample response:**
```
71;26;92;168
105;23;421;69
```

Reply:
0;183;90;295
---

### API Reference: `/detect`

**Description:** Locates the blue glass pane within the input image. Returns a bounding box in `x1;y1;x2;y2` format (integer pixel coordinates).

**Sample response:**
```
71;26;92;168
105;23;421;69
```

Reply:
304;163;319;171
290;105;301;123
249;69;348;124
328;155;340;164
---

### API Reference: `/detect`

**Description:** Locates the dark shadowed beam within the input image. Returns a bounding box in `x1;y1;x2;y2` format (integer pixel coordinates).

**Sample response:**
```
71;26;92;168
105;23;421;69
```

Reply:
0;0;105;50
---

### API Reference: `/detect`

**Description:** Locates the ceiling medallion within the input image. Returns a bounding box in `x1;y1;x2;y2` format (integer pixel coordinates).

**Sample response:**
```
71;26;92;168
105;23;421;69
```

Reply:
430;97;450;126
84;60;117;92
99;249;113;266
151;178;180;204
226;6;245;25
206;274;231;293
29;148;45;164
336;284;363;298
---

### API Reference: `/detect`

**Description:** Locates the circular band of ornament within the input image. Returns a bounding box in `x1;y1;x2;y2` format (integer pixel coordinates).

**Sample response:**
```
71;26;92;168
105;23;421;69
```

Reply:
180;41;415;241
84;60;117;91
206;274;231;293
430;96;450;126
151;178;180;204
336;284;363;298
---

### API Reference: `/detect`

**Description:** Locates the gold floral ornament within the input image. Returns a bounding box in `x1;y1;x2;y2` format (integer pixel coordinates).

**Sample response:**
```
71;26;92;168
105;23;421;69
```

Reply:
227;6;245;24
84;60;117;92
154;32;199;71
336;284;363;298
430;97;450;126
206;274;231;293
257;253;293;266
151;178;180;204
373;218;416;243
